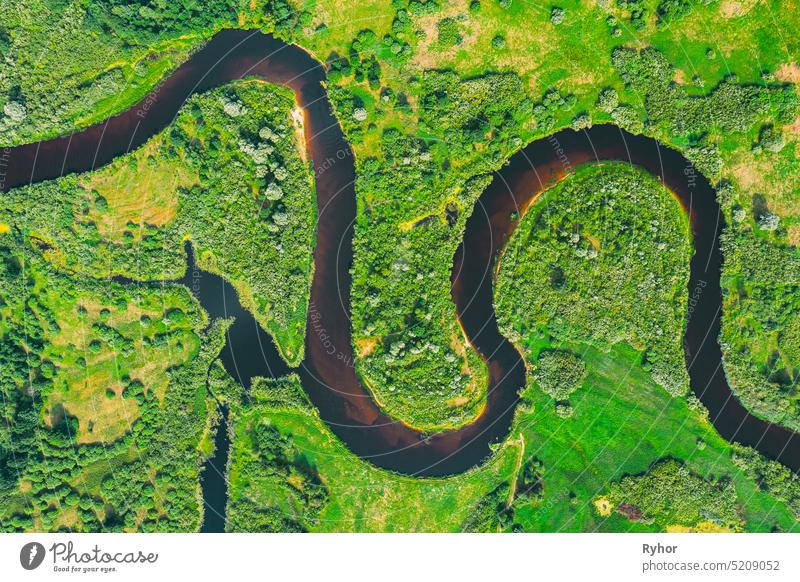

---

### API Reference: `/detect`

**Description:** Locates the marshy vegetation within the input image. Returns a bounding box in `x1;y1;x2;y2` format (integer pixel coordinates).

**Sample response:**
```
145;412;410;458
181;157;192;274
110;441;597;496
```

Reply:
0;78;314;531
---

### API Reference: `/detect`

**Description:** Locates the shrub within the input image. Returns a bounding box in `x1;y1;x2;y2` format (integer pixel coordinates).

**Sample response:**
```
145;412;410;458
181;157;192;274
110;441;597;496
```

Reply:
610;104;643;133
436;17;462;47
733;446;800;521
491;34;506;50
611;46;791;137
757;212;780;231
617;0;647;29
753;125;785;153
596;88;619;112
532;350;587;400
513;457;544;507
685;141;722;180
3;101;27;124
571;113;591;130
656;0;692;26
461;484;512;532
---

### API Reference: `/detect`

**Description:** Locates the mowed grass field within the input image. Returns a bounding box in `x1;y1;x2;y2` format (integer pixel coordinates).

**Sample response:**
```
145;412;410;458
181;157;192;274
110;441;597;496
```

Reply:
40;278;201;444
81;139;199;243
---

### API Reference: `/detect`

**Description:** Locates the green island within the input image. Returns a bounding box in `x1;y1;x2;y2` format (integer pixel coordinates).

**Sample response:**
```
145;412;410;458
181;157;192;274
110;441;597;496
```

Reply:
1;0;799;532
496;163;693;402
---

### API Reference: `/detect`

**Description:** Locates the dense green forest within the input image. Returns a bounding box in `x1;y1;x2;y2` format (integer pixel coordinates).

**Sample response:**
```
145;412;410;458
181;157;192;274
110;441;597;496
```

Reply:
496;162;692;400
720;231;800;430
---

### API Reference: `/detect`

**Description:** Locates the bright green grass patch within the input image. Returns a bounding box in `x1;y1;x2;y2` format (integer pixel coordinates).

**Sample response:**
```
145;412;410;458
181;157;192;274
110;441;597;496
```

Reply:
81;138;199;242
219;353;800;532
505;335;798;532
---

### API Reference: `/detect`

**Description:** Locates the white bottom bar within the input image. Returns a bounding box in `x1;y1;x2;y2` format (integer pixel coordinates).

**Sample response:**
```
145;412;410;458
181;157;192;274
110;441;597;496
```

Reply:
1;533;797;581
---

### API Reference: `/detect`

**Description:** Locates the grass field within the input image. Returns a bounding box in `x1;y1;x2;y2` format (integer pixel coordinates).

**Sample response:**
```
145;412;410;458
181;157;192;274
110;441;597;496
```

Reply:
41;280;201;444
82;139;199;242
222;361;799;532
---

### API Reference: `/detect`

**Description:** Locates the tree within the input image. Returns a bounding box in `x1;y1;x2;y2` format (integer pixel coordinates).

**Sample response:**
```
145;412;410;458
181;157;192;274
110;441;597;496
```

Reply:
757;212;780;232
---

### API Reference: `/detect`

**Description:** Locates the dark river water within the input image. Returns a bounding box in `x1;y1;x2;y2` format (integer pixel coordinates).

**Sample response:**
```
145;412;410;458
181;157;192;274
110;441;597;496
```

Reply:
2;29;798;531
200;405;230;533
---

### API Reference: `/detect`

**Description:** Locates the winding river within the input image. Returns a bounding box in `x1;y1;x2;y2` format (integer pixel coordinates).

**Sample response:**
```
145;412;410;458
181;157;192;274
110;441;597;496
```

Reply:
3;30;799;527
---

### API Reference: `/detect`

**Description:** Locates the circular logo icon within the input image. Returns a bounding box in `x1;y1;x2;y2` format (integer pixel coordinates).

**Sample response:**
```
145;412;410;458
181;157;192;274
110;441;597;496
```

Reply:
20;542;46;570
